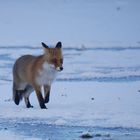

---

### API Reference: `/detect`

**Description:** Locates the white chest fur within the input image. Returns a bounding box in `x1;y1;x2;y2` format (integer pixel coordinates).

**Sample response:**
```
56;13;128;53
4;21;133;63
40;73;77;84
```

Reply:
36;62;57;86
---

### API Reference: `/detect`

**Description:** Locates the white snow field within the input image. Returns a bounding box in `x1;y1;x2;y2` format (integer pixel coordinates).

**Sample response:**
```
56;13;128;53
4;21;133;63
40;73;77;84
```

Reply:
0;45;140;140
0;0;140;139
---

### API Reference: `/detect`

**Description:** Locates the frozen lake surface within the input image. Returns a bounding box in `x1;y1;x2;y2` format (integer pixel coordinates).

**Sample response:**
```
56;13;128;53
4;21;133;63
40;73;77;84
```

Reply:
1;118;140;140
0;45;140;139
0;0;140;139
1;45;140;83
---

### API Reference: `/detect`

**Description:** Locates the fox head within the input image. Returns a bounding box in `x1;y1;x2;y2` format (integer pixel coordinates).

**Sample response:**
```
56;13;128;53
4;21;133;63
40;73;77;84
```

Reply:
42;42;63;71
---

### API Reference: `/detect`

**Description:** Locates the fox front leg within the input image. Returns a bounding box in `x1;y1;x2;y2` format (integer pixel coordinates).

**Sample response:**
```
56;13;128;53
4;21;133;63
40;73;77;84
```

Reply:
34;85;47;109
44;85;51;103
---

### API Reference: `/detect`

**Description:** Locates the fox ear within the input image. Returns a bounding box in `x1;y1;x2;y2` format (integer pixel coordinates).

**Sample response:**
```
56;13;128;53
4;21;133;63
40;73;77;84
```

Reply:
42;42;49;49
55;42;62;48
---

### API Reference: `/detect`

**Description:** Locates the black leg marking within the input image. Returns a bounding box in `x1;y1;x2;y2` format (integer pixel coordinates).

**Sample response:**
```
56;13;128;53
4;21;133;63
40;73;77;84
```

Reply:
35;86;47;109
14;90;25;105
15;90;20;105
25;97;33;108
44;91;50;103
37;91;47;109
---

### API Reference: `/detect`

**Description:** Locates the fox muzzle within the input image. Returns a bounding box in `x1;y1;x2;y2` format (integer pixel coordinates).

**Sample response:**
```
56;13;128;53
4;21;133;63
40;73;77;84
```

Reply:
56;66;63;71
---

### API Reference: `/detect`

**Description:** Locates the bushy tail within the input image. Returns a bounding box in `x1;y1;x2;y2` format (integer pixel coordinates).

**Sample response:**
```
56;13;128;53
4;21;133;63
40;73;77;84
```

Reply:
13;82;24;105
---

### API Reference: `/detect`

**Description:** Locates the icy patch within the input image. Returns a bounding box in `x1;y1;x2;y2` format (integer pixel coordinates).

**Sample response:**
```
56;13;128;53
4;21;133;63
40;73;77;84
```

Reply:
54;119;67;125
0;130;26;140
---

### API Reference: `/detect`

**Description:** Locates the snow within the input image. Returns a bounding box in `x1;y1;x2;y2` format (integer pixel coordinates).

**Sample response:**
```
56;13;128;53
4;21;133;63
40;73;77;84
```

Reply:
1;54;140;138
0;131;22;140
0;81;140;128
0;130;42;140
0;0;140;139
1;45;140;139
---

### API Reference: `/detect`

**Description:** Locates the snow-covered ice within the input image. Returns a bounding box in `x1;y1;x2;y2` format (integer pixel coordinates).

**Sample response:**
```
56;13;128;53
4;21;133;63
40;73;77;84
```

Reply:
1;81;140;128
0;0;140;139
0;45;140;139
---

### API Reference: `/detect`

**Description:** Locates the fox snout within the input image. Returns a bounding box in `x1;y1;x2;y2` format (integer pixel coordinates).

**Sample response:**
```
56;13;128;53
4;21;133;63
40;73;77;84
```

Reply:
56;66;63;71
49;62;63;71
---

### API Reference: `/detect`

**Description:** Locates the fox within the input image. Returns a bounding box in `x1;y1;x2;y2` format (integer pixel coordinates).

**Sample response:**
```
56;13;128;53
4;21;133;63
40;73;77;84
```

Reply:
12;42;63;109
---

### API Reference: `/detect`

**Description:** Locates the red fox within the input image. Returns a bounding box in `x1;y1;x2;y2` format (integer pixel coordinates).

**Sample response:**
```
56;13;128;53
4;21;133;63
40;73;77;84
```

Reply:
13;42;63;109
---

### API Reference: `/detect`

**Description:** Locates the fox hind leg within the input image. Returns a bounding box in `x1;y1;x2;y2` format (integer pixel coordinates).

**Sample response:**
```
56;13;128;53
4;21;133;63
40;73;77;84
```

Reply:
23;85;34;108
13;82;24;105
14;90;20;105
